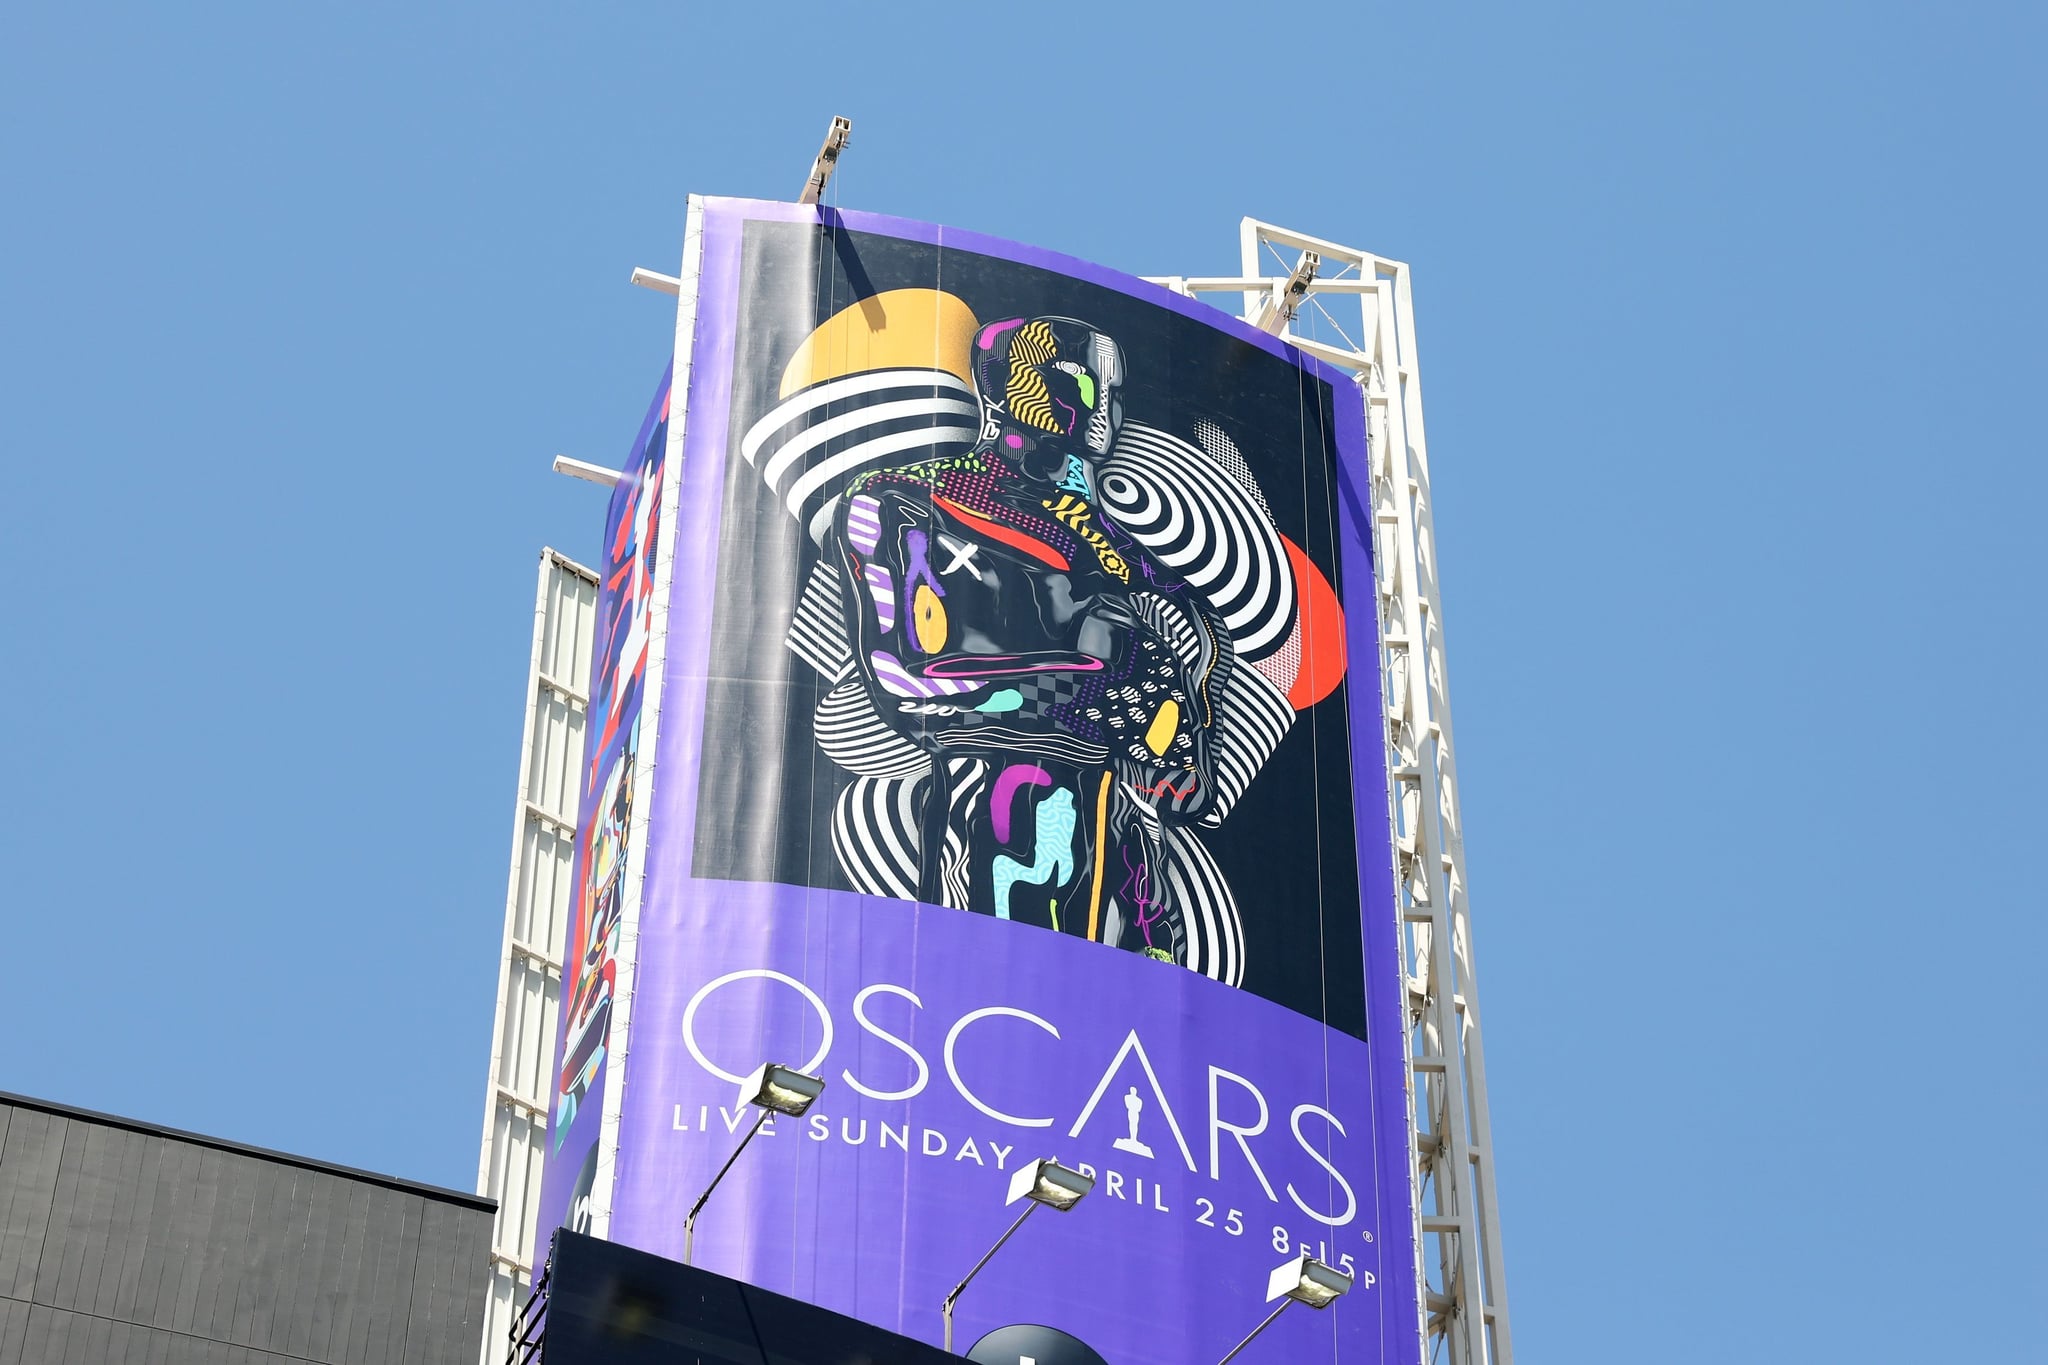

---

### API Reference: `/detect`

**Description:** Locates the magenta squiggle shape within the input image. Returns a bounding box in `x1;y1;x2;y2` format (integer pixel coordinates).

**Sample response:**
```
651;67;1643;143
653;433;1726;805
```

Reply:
977;318;1025;350
922;653;1103;678
1122;845;1162;948
991;763;1054;845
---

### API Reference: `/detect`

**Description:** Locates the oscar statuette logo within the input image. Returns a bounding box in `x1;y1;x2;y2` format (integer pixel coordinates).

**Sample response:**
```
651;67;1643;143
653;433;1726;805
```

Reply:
1111;1085;1154;1160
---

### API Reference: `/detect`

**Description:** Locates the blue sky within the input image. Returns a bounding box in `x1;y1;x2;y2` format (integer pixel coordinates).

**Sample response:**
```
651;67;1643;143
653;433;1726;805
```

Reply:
2;3;2041;1360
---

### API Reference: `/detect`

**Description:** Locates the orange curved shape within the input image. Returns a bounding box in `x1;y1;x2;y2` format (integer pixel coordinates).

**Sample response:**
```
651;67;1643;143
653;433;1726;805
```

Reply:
1284;536;1348;709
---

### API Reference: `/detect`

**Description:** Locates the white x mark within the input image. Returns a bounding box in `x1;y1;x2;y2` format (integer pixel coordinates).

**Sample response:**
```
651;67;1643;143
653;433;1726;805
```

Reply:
939;534;985;580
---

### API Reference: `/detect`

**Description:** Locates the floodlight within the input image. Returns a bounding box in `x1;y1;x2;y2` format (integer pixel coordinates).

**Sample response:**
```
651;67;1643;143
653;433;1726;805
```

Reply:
682;1062;826;1263
1266;1253;1351;1308
944;1159;1093;1351
740;1062;826;1117
1217;1254;1353;1362
1005;1156;1095;1211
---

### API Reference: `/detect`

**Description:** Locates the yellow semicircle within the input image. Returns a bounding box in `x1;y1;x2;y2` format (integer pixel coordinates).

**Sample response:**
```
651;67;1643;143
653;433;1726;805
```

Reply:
780;289;980;399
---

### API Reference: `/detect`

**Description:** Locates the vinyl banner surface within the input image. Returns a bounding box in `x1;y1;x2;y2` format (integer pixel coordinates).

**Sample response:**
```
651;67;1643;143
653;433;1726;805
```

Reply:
558;198;1417;1364
536;368;672;1237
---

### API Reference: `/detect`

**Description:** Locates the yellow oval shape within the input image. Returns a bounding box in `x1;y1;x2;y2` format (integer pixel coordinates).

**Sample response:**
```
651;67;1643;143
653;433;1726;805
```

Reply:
913;584;948;654
1144;699;1180;756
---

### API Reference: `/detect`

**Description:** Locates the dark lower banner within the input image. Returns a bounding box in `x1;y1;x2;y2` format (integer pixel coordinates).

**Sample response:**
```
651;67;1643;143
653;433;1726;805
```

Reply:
538;1230;963;1365
544;197;1419;1364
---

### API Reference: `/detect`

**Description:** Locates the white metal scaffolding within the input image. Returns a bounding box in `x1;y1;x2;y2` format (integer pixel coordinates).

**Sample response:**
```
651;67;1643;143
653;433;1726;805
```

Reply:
473;548;599;1365
1151;221;1513;1365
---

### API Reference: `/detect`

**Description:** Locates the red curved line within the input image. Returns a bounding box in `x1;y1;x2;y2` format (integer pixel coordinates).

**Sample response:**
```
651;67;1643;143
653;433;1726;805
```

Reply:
932;497;1070;570
1133;774;1199;801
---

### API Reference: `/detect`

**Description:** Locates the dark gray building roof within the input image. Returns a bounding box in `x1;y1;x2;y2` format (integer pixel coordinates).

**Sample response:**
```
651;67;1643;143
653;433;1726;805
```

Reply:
0;1090;494;1365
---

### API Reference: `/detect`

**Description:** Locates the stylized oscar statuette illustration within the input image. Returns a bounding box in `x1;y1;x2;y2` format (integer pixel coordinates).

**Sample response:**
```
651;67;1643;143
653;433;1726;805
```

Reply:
742;294;1344;992
1113;1085;1154;1159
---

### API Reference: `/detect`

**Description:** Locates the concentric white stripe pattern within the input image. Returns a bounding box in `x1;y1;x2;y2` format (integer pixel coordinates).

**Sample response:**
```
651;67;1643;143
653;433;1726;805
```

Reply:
1203;662;1295;827
1160;828;1244;987
832;774;924;900
739;369;977;534
785;424;978;521
1132;591;1293;821
815;679;930;780
937;758;988;910
740;370;972;466
1098;423;1297;661
785;559;852;680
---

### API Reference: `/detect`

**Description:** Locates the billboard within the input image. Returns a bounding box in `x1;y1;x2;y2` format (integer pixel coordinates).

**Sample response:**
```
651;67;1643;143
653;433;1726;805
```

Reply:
538;197;1419;1363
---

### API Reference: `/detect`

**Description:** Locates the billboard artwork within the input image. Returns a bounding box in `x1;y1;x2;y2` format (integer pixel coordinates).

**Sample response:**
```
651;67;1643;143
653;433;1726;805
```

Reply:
539;369;671;1232
543;199;1418;1364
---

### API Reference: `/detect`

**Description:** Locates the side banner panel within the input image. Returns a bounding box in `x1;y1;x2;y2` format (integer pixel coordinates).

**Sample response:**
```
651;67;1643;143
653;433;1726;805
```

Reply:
610;200;1417;1364
534;369;673;1239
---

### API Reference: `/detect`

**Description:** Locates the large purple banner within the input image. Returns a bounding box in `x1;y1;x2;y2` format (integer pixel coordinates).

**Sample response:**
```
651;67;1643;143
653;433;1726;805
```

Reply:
557;198;1417;1363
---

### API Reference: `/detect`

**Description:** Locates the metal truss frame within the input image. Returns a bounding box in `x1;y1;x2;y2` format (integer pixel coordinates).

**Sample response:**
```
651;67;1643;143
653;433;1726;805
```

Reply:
474;548;599;1365
1150;221;1513;1365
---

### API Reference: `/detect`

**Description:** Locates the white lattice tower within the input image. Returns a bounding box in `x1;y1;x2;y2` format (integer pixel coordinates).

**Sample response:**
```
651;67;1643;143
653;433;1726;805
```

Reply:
474;549;599;1365
1152;221;1512;1365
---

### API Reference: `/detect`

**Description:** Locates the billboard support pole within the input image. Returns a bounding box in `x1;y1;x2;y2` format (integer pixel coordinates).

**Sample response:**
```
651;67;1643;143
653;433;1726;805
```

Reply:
797;116;852;205
1215;1301;1293;1365
939;1202;1040;1354
1150;221;1514;1365
682;1108;770;1265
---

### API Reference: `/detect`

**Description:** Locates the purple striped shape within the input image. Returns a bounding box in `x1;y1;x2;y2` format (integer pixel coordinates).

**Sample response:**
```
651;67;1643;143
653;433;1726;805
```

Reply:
869;650;979;699
845;494;883;554
864;564;898;631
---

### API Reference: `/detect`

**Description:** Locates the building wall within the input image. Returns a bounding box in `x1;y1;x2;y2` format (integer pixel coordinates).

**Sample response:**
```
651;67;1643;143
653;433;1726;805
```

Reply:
0;1093;492;1365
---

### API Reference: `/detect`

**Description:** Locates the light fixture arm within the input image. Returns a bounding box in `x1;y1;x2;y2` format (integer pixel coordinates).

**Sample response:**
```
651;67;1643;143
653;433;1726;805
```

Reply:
798;115;852;205
683;1107;770;1265
940;1201;1040;1353
1252;250;1320;334
1215;1299;1294;1365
